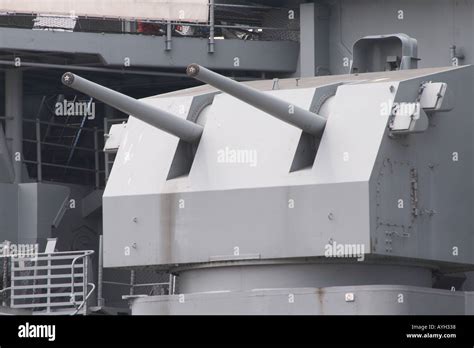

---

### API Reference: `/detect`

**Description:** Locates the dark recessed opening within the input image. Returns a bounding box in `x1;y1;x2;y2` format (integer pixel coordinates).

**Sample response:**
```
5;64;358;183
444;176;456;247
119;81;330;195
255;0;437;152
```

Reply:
289;83;341;172
166;93;216;180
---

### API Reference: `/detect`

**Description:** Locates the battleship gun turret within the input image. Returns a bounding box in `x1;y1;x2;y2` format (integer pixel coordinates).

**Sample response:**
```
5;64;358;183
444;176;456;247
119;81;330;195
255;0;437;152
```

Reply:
93;60;473;315
61;72;203;143
186;64;327;137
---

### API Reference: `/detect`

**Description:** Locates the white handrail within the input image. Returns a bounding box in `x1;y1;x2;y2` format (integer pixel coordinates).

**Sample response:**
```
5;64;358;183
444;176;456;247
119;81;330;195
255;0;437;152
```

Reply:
70;250;94;309
3;249;96;315
71;283;96;316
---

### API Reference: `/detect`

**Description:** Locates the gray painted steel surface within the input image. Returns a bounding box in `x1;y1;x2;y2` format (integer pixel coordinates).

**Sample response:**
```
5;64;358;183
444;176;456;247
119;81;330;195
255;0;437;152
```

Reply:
5;70;23;183
104;65;472;268
130;285;471;315
0;28;299;73
101;64;474;314
0;124;14;183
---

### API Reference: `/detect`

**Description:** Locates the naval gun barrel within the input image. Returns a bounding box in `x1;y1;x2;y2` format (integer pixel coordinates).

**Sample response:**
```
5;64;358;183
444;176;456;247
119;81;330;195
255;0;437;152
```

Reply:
61;72;203;143
186;64;327;137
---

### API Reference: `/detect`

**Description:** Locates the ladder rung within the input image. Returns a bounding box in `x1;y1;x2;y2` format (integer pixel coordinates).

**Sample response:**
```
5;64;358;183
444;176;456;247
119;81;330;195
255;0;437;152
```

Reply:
12;274;84;280
12;283;83;290
12;302;77;309
12;292;84;299
13;255;84;261
33;309;82;316
13;264;83;271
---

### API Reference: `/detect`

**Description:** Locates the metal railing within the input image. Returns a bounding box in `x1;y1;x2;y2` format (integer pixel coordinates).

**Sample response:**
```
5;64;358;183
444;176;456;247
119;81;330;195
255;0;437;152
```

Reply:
96;236;176;307
0;115;105;188
0;2;300;52
1;248;95;315
70;250;95;315
102;272;176;299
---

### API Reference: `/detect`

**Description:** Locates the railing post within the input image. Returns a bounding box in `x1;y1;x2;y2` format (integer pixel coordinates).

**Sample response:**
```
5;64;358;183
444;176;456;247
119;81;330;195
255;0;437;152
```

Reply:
130;270;135;296
2;243;8;307
46;254;51;314
93;127;100;189
83;255;88;315
103;117;110;182
97;235;104;307
208;0;215;53
35;119;42;182
165;21;172;51
169;273;176;295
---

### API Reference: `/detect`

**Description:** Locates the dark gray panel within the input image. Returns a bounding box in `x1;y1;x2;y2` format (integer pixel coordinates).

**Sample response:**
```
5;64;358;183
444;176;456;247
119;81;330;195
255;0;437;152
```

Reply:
0;183;18;243
0;28;299;73
327;0;472;75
